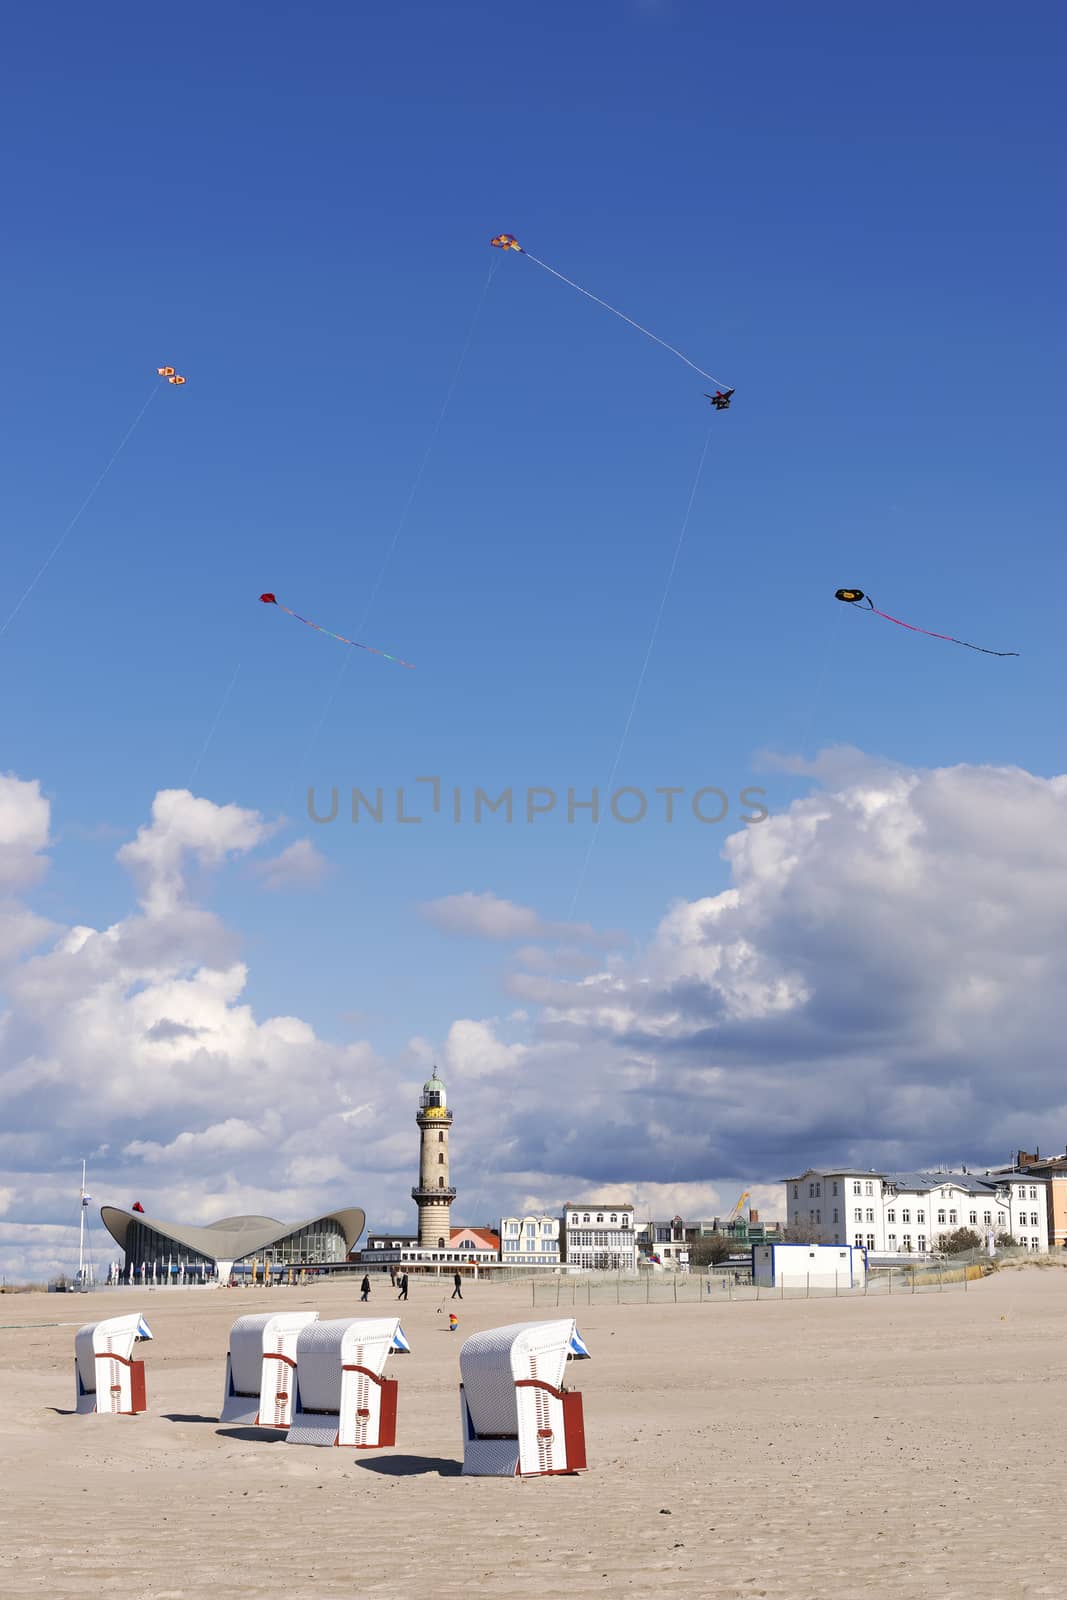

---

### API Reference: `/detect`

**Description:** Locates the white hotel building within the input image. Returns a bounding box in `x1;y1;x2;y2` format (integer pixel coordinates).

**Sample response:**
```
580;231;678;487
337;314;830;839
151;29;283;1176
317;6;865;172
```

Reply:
562;1202;638;1272
499;1215;561;1269
783;1168;1048;1255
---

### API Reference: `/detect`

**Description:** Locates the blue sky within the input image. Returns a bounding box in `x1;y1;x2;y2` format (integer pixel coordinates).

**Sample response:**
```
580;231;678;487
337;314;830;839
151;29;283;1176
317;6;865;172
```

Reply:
1;3;1065;1268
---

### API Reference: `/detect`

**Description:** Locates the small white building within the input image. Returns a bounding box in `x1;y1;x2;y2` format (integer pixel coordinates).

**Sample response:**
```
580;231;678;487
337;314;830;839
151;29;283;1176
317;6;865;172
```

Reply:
562;1202;637;1272
752;1243;862;1290
782;1168;1049;1256
499;1215;560;1269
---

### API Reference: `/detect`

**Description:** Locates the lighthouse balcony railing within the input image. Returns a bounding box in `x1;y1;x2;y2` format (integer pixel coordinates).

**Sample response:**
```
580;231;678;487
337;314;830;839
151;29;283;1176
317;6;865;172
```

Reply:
412;1185;457;1202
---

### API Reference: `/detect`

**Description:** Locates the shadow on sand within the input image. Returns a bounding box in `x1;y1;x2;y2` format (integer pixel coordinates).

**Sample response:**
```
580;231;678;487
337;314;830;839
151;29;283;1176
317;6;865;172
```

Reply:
164;1413;218;1424
215;1426;288;1443
356;1454;462;1477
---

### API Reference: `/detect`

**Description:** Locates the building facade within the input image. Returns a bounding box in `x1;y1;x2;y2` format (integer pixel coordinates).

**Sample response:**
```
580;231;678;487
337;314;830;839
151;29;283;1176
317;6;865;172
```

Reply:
413;1066;456;1248
989;1151;1067;1248
783;1168;1049;1255
499;1215;561;1268
562;1202;637;1271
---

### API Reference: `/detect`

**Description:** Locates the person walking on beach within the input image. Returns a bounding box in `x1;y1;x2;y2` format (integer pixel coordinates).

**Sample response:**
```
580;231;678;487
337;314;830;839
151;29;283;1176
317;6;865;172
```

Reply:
452;1271;463;1299
360;1275;371;1301
397;1273;408;1300
389;1265;397;1287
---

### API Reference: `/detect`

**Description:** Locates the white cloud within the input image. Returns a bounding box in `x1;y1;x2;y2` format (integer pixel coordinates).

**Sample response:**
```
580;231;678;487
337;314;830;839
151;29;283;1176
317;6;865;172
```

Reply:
0;774;50;891
443;1018;528;1080
117;789;279;916
419;890;614;947
253;839;333;891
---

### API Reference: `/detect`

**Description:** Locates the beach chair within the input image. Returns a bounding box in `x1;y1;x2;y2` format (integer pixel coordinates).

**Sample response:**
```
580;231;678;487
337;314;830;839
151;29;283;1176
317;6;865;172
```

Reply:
458;1318;590;1477
286;1317;410;1447
74;1313;153;1415
220;1311;320;1427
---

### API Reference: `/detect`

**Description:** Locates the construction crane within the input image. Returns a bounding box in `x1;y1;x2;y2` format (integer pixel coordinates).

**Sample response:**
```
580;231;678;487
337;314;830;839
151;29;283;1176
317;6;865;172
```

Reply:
725;1191;750;1228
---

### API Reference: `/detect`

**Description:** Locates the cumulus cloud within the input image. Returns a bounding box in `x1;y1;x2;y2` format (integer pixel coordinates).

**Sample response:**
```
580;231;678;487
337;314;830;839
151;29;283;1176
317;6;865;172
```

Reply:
484;756;1067;1191
443;1018;529;1080
117;789;279;916
0;775;50;891
253;839;333;891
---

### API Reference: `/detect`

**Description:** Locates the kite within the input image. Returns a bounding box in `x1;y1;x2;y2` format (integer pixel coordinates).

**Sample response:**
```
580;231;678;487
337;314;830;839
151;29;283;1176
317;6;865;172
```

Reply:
490;232;732;395
158;366;186;385
705;389;735;411
834;589;1018;657
259;594;414;668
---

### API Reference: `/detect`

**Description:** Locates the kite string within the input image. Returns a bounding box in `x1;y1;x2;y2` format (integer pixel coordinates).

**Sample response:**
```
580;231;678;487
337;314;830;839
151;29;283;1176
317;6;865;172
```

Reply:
187;662;243;790
296;257;499;779
568;422;715;921
522;250;727;391
0;383;160;640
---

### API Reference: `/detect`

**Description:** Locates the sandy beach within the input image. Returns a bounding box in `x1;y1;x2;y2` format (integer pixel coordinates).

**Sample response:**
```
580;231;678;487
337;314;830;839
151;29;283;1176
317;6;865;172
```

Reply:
1;1267;1065;1600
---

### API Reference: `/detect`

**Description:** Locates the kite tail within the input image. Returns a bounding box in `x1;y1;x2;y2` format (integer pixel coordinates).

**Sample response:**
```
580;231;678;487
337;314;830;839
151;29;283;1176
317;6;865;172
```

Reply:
869;604;1019;657
521;251;728;390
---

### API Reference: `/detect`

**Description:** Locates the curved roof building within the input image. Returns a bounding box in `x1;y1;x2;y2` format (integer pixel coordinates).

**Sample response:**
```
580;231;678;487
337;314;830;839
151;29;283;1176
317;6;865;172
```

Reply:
101;1205;365;1275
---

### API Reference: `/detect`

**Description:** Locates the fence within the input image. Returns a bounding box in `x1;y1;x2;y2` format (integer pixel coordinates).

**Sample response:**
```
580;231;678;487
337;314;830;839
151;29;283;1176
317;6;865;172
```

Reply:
532;1262;992;1307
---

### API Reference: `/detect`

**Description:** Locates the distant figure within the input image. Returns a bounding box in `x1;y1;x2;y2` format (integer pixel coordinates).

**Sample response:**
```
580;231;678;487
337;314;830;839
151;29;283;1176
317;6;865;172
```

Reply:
452;1271;463;1299
389;1266;397;1287
397;1273;409;1300
360;1275;371;1301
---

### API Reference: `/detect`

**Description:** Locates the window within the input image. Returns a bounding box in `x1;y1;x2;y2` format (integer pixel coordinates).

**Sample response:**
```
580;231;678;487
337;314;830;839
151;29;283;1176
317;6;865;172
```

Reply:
917;1236;926;1252
854;1208;862;1222
949;1211;957;1225
902;1236;912;1252
983;1211;992;1225
866;1209;874;1222
610;1213;617;1222
793;1211;801;1224
438;1153;444;1164
888;1233;897;1248
855;1233;864;1246
793;1185;799;1199
596;1214;604;1223
1017;1186;1027;1199
853;1182;861;1196
816;1210;821;1223
438;1177;444;1187
583;1214;590;1222
1031;1212;1040;1227
887;1210;896;1223
902;1209;911;1223
832;1181;838;1196
865;1181;874;1196
809;1210;815;1223
809;1183;815;1197
832;1208;839;1224
438;1131;444;1142
916;1210;926;1224
867;1234;876;1249
937;1210;946;1225
969;1212;978;1226
1030;1186;1038;1200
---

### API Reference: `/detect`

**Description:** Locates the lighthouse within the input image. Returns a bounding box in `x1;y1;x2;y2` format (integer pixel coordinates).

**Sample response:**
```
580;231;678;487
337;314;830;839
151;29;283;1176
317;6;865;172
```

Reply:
412;1066;456;1248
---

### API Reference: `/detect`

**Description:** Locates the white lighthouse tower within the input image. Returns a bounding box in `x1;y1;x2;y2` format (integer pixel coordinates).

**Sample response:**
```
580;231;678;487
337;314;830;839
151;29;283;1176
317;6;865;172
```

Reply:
412;1066;456;1249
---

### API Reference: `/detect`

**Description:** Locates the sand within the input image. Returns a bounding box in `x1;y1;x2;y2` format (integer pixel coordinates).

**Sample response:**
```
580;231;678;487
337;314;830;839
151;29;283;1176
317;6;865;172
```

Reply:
1;1267;1065;1600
